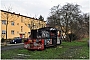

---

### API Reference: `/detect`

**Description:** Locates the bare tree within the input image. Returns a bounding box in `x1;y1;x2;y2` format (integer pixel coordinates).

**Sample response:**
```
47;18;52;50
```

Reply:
47;3;89;41
1;6;19;44
24;18;35;31
76;13;89;39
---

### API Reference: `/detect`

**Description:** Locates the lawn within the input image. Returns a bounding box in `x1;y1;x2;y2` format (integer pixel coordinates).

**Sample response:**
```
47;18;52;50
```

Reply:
1;38;89;59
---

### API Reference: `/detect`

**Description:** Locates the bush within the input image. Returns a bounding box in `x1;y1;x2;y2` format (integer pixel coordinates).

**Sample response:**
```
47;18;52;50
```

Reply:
68;33;77;41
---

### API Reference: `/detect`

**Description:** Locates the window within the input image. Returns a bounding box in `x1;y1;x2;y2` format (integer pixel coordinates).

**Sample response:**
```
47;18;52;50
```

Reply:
2;20;6;25
2;30;6;34
11;22;14;26
21;26;23;32
28;24;30;28
11;30;14;35
34;26;36;28
28;32;31;35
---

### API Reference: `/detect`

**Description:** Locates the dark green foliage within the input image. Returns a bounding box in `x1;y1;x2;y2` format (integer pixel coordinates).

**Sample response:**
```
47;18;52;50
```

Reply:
38;15;44;21
68;33;77;41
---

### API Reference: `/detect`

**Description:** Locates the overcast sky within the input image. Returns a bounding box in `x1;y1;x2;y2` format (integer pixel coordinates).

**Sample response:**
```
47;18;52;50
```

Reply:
1;0;90;21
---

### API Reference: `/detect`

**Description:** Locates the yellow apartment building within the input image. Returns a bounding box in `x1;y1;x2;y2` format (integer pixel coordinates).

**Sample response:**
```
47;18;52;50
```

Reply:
0;10;46;39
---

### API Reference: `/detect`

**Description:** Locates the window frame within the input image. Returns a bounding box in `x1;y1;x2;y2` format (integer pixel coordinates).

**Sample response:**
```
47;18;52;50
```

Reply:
21;26;23;32
2;20;6;25
28;32;31;35
2;30;6;34
11;30;14;35
11;21;14;26
28;24;30;28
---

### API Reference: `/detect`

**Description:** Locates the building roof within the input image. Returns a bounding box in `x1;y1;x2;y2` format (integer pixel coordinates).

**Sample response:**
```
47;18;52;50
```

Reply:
0;10;46;22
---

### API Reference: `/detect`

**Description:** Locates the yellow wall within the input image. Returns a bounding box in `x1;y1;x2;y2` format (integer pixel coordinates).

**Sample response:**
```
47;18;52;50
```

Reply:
1;10;46;39
0;11;1;41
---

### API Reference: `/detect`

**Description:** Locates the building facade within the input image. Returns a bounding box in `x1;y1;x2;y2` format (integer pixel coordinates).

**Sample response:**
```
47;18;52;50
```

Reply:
0;10;46;39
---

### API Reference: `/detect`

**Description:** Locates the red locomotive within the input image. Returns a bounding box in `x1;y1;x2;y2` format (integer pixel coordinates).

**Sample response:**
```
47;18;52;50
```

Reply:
24;27;62;50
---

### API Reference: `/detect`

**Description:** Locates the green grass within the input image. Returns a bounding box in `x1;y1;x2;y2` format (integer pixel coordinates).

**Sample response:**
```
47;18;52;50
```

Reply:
1;38;89;59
